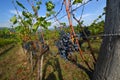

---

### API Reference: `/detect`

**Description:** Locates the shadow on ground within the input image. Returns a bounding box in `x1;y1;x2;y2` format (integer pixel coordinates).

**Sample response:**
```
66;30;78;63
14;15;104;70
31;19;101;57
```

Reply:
42;57;63;80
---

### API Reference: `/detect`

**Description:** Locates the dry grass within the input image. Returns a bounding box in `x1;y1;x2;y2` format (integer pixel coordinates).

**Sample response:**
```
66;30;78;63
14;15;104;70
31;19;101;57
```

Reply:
0;39;102;80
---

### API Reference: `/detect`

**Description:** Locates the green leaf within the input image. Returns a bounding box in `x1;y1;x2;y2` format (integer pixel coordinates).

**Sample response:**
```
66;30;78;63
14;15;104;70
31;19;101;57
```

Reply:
46;22;51;27
49;11;56;15
98;15;102;18
73;0;83;4
36;5;40;10
23;21;30;27
36;1;42;5
10;16;17;24
22;11;30;18
37;17;46;21
60;23;66;26
16;1;26;10
46;1;55;11
22;11;32;18
46;12;51;17
46;11;55;17
26;19;32;25
41;21;51;29
33;22;39;32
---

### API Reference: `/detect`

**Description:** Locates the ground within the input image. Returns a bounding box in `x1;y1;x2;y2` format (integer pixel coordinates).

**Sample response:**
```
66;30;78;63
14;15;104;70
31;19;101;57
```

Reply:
0;40;101;80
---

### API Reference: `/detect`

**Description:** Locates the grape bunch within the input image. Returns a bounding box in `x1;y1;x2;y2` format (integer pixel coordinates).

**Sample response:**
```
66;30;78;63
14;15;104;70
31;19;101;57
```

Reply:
77;27;91;48
22;41;40;55
79;27;91;40
55;30;79;60
22;41;31;50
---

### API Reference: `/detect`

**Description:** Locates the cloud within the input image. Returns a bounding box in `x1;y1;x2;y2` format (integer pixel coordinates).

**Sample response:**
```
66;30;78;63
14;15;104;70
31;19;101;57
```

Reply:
10;10;22;16
72;13;98;25
74;13;96;20
82;13;96;18
81;13;98;25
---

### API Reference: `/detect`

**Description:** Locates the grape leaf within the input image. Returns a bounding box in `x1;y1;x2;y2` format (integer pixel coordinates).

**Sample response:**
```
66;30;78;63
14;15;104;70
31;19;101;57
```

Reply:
36;1;42;5
46;1;55;11
73;0;83;4
22;11;29;18
16;1;26;9
10;16;17;24
33;22;39;32
37;17;46;21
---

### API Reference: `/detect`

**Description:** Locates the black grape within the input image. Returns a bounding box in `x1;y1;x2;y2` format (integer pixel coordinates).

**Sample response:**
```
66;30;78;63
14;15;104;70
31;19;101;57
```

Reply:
80;27;91;40
55;30;79;60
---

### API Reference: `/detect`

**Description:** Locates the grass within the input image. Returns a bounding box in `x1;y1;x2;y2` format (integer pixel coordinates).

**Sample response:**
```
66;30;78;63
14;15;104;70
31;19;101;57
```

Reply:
0;38;16;48
41;39;102;80
0;39;102;80
0;45;30;80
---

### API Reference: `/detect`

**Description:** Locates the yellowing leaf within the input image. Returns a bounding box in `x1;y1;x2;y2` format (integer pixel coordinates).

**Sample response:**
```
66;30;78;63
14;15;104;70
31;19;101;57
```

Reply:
10;16;17;24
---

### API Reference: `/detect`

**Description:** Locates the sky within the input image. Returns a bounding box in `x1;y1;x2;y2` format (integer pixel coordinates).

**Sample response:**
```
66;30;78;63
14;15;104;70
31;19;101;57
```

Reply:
0;0;106;28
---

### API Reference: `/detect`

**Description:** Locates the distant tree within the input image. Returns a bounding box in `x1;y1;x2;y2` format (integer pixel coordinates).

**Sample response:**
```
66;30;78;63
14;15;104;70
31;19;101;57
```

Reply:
89;20;104;35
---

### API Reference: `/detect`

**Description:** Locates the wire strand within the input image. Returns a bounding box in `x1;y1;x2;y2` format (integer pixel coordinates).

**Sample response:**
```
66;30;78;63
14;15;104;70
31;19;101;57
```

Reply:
50;0;92;25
